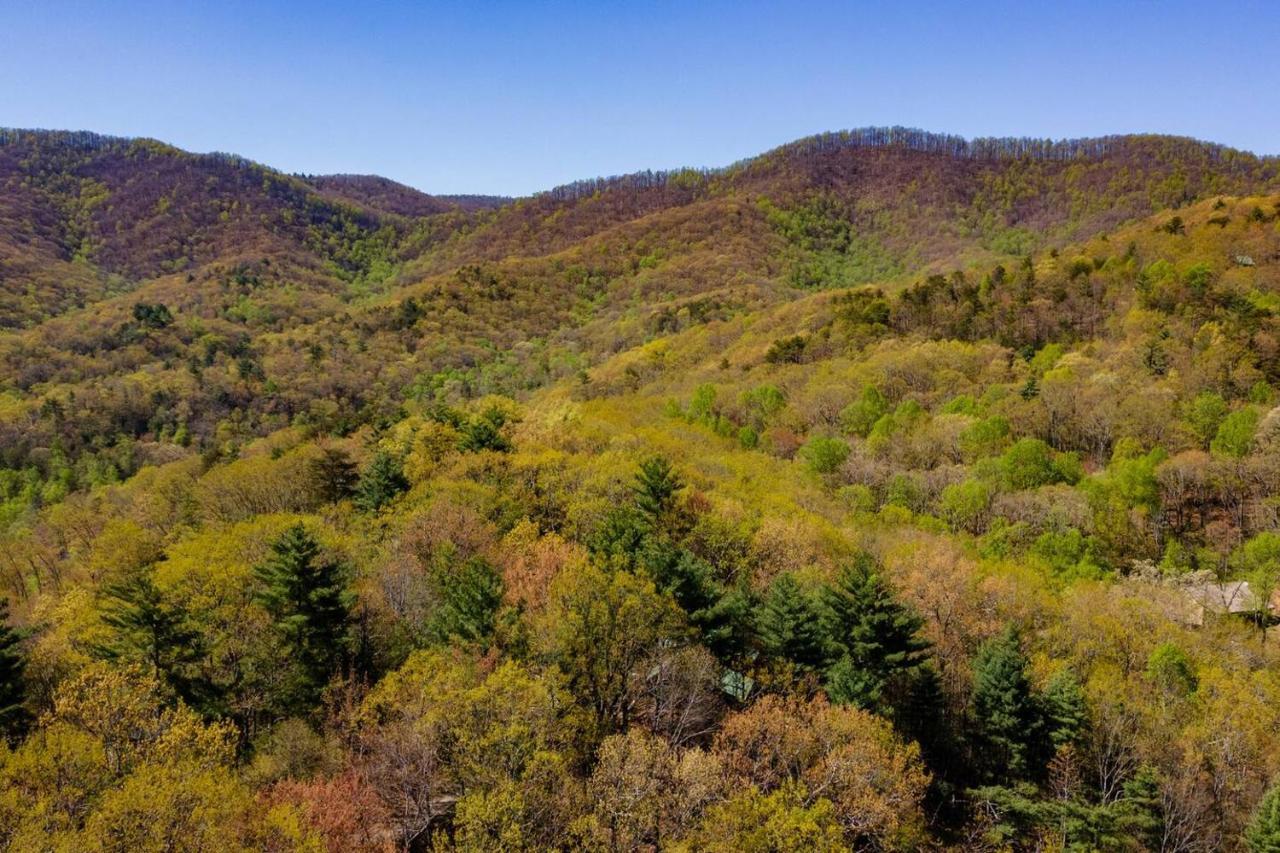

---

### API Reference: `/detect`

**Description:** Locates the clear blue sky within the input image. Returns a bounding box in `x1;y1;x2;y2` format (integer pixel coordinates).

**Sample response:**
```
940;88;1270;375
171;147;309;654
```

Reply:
3;1;1277;196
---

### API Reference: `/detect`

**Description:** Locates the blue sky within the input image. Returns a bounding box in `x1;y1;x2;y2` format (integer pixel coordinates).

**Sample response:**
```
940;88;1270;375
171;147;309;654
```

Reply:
2;1;1277;196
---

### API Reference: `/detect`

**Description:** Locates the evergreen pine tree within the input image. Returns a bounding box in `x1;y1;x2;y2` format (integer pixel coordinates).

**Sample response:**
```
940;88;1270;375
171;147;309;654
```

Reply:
697;583;755;666
894;662;960;782
633;456;683;528
96;567;209;709
459;407;512;453
757;572;827;672
428;556;504;643
254;524;353;711
1115;765;1164;852
639;542;718;616
638;540;753;665
819;553;930;711
308;445;358;504
354;450;408;512
0;599;26;741
1042;667;1089;750
971;626;1043;781
1246;781;1280;853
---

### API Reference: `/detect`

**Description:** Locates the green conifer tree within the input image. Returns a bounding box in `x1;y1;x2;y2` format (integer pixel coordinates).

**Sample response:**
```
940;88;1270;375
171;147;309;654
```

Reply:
633;456;683;529
638;541;752;665
354;450;408;512
0;599;26;740
757;572;827;672
253;524;353;711
1246;781;1280;853
819;554;930;712
971;626;1043;781
1042;668;1088;750
96;568;209;709
308;445;359;504
428;556;503;643
1116;765;1164;851
459;407;512;453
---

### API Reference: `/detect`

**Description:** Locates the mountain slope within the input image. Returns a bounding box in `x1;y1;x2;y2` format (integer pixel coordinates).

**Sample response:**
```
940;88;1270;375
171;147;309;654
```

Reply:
1;127;1277;501
0;129;497;329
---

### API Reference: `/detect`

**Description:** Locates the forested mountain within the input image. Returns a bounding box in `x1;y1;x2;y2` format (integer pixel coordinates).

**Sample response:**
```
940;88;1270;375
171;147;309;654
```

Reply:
3;127;1280;850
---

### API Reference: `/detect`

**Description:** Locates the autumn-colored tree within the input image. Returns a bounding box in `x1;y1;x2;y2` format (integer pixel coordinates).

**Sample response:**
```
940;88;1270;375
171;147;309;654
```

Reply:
713;694;929;848
537;563;687;745
673;783;848;852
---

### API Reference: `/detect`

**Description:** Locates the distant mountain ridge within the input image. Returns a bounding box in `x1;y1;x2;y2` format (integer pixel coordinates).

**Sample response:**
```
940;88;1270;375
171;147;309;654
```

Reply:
2;123;1279;461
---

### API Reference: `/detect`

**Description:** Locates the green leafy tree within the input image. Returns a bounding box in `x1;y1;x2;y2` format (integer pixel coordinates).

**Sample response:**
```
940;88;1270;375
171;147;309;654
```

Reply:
819;554;930;713
971;626;1043;781
998;438;1076;490
1186;392;1229;449
0;599;26;740
1146;642;1197;695
757;573;827;672
96;568;209;709
1236;532;1280;633
799;436;850;475
840;384;888;437
1211;407;1260;457
354;450;408;512
253;524;353;711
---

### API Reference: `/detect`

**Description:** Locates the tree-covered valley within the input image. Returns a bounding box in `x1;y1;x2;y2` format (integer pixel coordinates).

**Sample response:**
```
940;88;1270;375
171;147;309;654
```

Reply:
3;126;1280;851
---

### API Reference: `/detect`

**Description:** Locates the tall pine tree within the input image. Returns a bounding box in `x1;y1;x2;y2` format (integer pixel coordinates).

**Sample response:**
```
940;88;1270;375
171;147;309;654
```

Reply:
1247;780;1280;853
0;599;26;741
254;524;353;712
757;572;827;672
637;539;753;666
96;567;209;709
971;626;1043;782
1116;766;1164;852
354;451;408;512
308;445;359;504
427;555;503;644
1042;667;1088;751
634;456;683;530
819;553;930;712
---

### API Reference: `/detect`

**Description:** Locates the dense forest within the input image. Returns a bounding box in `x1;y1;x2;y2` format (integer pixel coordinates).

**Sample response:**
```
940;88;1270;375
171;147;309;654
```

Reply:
3;127;1280;851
